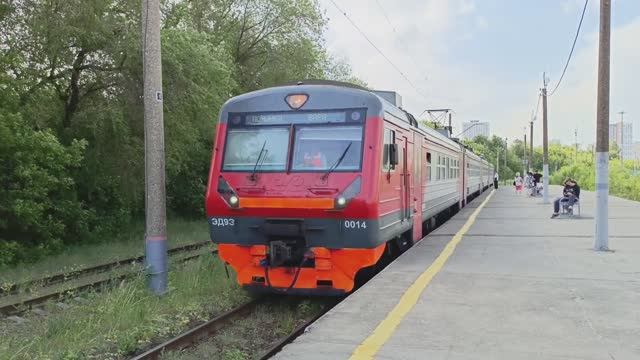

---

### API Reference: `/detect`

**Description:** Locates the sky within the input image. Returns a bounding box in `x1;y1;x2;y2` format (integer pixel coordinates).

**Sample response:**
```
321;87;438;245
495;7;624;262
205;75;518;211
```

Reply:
319;0;640;148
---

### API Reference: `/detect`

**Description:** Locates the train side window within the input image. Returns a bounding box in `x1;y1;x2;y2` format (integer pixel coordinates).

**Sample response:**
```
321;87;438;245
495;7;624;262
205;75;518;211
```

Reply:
382;128;396;171
445;157;450;179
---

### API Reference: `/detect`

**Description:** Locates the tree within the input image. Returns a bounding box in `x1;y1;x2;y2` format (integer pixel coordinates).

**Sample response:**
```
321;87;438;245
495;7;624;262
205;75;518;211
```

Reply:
0;0;364;263
0;112;88;265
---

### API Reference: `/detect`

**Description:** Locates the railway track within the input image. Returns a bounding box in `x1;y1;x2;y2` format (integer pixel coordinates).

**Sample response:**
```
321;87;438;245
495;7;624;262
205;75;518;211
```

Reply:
129;296;339;360
0;244;217;317
131;299;262;360
0;241;211;297
255;299;339;360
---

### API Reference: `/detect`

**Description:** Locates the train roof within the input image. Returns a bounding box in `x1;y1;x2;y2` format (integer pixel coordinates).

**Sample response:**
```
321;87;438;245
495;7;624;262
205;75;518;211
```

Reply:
220;81;491;166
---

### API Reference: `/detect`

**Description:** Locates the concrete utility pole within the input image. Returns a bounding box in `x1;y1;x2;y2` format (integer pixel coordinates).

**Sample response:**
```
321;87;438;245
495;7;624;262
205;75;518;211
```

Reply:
504;137;507;168
530;119;534;170
542;73;550;203
594;0;611;251
524;132;527;175
619;111;625;165
142;0;168;294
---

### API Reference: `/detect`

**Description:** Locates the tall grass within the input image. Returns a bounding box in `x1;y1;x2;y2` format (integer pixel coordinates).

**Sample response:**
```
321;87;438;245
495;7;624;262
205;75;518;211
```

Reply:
0;219;210;284
0;256;247;360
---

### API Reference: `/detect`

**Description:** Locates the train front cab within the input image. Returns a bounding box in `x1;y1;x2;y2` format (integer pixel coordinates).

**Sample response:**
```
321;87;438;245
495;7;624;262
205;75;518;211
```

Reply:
206;84;392;295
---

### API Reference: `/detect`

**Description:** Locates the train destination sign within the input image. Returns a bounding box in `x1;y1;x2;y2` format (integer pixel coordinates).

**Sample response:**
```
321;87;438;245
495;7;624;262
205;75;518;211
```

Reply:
232;109;365;126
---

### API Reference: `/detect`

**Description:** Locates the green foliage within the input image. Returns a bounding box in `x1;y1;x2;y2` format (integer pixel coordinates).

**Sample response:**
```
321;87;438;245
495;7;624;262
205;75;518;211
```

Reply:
0;257;247;359
0;0;363;263
0;112;88;266
462;135;514;180
552;158;640;201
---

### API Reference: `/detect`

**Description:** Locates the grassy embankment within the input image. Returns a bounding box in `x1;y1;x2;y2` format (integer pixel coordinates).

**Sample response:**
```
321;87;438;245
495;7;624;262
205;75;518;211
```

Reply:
0;256;248;359
0;219;210;285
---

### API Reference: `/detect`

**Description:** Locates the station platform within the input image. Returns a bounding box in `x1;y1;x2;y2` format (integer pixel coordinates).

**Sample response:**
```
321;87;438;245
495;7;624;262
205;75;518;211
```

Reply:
274;187;640;359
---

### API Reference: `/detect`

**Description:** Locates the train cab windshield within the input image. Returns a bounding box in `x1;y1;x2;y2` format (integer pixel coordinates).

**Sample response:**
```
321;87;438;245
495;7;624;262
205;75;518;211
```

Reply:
222;109;365;172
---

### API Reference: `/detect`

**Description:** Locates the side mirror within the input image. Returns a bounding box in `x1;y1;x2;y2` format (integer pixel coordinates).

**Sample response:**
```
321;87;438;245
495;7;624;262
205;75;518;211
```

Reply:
389;143;399;166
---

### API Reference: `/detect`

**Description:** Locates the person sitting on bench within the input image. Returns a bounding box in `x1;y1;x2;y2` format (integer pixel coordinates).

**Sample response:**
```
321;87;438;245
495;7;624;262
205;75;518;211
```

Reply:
551;178;580;218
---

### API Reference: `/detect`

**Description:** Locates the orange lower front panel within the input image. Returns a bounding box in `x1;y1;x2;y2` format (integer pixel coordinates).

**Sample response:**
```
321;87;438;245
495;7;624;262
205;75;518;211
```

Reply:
217;243;386;293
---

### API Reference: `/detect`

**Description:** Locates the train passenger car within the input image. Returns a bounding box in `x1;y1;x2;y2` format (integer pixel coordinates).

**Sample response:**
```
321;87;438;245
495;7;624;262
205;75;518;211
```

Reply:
419;126;464;230
205;81;493;295
465;150;486;199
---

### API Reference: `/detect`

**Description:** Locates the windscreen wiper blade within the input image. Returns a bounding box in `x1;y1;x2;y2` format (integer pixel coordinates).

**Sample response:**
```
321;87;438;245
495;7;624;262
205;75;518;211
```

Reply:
322;142;352;180
249;140;267;181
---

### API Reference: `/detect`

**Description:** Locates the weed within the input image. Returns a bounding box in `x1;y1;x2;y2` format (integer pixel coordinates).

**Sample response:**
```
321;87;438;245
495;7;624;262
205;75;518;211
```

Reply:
222;349;249;360
0;256;247;359
0;219;209;285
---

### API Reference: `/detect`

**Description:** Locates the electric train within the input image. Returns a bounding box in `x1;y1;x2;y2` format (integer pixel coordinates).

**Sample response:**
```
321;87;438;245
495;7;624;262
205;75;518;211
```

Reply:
205;81;494;295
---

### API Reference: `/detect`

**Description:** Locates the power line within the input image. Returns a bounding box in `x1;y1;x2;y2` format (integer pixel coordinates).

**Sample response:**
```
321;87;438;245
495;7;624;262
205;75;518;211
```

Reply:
374;0;398;33
328;0;428;100
548;0;589;97
373;0;427;81
533;92;541;120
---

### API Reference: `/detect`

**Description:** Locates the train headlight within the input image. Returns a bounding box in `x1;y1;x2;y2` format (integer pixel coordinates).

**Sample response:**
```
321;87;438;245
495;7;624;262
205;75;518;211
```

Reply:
217;176;240;208
334;176;361;210
229;195;239;206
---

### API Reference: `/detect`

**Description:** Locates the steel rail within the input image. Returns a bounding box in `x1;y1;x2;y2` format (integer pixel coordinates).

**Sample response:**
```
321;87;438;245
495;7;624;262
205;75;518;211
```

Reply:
130;299;261;360
0;250;217;317
1;241;212;297
256;299;340;360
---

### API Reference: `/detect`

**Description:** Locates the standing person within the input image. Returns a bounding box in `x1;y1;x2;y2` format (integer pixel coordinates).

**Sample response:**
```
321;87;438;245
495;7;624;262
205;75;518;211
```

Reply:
525;172;534;196
514;172;523;194
532;171;543;196
551;178;581;218
494;172;499;189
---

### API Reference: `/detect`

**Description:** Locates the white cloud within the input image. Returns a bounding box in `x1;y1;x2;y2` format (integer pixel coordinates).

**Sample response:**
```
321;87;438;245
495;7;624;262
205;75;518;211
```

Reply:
321;0;640;147
475;15;488;31
458;0;476;15
542;16;640;146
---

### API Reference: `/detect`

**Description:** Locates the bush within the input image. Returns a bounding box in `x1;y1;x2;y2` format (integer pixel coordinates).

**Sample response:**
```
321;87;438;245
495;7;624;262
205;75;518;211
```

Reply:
0;112;89;265
552;160;640;201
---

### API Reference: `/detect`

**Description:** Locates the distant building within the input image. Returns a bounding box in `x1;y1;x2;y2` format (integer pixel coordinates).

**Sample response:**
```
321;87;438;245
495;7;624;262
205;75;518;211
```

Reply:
609;121;633;160
461;120;490;140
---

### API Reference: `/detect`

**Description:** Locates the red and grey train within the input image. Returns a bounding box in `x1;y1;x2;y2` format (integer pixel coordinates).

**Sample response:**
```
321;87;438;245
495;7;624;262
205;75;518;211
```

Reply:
205;81;494;295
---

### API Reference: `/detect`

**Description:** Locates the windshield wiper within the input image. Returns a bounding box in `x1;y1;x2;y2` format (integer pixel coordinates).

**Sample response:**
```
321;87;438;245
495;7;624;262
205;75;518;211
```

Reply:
321;142;352;180
249;140;267;181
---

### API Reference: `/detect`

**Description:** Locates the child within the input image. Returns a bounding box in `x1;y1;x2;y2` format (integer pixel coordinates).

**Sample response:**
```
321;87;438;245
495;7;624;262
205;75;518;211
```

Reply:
514;172;523;194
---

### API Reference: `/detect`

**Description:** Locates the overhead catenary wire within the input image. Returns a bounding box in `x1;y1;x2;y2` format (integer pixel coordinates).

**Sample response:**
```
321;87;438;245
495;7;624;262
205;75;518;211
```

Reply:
533;92;541;120
376;0;426;88
548;0;589;97
328;0;428;101
373;0;429;83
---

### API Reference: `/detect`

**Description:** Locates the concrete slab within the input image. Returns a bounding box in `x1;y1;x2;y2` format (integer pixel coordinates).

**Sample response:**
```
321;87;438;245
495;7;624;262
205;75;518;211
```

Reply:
272;188;640;359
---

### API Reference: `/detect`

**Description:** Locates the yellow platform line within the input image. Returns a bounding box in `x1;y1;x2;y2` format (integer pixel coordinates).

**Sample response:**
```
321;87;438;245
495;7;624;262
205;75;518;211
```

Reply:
349;190;495;360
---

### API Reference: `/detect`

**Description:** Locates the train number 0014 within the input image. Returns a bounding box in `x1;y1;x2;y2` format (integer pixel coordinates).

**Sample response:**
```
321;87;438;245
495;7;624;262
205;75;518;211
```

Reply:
344;220;367;229
210;218;235;227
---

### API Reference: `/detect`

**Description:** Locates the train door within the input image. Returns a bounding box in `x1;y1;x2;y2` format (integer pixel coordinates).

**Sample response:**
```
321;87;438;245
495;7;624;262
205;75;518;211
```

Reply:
400;135;412;222
412;133;422;241
462;149;467;206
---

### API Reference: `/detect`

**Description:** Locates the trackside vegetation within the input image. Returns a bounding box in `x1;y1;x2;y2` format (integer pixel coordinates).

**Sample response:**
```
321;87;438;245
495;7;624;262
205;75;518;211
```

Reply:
0;256;248;359
0;0;363;266
463;135;640;201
